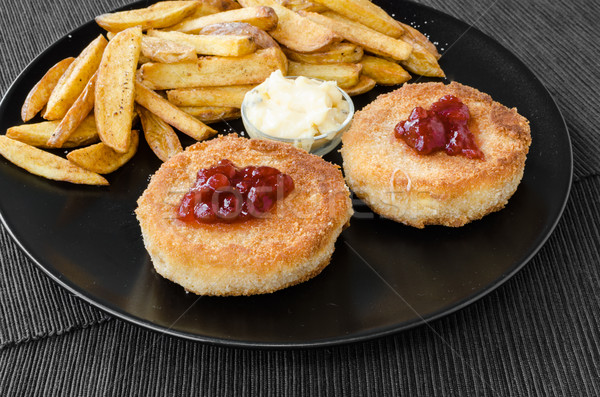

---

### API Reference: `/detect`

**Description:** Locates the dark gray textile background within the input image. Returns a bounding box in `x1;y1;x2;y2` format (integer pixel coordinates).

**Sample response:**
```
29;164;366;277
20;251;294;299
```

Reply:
1;0;599;395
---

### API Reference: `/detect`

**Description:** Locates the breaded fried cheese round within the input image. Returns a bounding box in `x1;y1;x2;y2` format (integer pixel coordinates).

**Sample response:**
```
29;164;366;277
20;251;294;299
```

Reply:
341;82;531;228
136;134;353;296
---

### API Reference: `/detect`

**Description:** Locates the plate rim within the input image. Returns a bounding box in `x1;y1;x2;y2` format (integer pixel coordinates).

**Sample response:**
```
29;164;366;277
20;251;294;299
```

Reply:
0;0;573;349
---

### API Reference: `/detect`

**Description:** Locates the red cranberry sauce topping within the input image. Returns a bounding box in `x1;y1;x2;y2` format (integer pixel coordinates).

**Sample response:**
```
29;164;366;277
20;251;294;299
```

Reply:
177;159;294;223
394;95;484;159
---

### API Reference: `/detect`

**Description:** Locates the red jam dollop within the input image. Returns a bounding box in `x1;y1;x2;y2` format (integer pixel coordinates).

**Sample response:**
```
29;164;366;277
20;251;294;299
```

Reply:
177;159;294;223
394;95;484;159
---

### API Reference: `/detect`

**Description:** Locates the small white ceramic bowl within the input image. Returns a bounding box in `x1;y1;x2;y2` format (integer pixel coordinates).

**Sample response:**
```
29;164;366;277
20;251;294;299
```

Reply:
241;76;354;156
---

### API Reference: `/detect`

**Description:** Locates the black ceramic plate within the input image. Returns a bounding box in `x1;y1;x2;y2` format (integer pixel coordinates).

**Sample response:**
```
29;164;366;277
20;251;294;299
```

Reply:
0;1;572;348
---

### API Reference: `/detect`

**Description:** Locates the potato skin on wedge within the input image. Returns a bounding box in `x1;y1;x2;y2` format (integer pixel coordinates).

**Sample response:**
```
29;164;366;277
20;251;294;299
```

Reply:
0;135;108;185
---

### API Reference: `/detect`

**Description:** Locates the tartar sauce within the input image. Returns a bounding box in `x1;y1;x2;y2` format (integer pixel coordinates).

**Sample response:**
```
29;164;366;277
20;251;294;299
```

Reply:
243;70;350;139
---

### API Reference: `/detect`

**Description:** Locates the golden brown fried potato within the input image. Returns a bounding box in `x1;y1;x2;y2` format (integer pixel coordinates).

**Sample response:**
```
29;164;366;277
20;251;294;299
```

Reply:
301;11;412;62
399;22;440;59
95;27;142;153
179;106;241;123
282;42;363;64
342;74;376;96
135;81;216;141
21;57;75;122
287;60;361;88
401;43;445;77
188;0;241;18
137;106;183;162
140;47;287;89
6;115;99;149
238;0;340;52
67;130;139;174
46;72;97;148
141;35;197;63
0;135;108;185
360;55;411;85
43;35;107;120
96;1;198;32
275;0;328;12
198;22;280;49
169;6;278;33
310;0;403;38
167;85;254;107
147;29;257;56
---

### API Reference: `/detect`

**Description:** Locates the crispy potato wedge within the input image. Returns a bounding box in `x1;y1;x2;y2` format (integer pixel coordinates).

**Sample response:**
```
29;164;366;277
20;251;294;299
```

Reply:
198;22;280;49
167;85;254;107
169;6;278;33
141;35;197;63
0;135;108;185
238;0;340;52
140;47;287;89
310;0;403;38
276;0;328;12
189;0;241;18
6;115;99;149
342;74;376;96
46;72;97;148
179;106;241;123
43;35;107;120
282;42;363;64
67;130;139;174
137;106;182;162
135;81;216;141
401;43;445;77
360;55;411;85
287;61;361;88
96;1;198;32
21;57;75;122
301;11;412;62
399;22;440;59
147;29;257;56
95;27;142;153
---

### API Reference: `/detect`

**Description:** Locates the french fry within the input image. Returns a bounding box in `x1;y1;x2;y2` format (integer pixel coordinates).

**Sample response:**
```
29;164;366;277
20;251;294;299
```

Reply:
95;27;142;153
147;30;257;57
140;47;287;89
401;43;445;78
287;61;361;88
188;0;241;18
43;35;107;120
276;0;328;13
342;74;376;96
47;72;97;148
301;11;412;62
137;106;183;162
179;106;241;123
169;6;278;33
238;0;340;52
360;55;411;85
282;42;363;64
310;0;404;38
6;115;99;149
141;35;197;63
167;85;254;107
95;1;198;32
0;135;108;185
21;57;75;122
198;22;281;50
67;130;139;174
399;22;440;59
135;81;216;141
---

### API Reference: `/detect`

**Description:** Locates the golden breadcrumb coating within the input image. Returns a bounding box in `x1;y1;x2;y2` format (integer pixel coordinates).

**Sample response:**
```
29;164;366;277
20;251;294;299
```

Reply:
341;82;531;228
136;134;353;295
